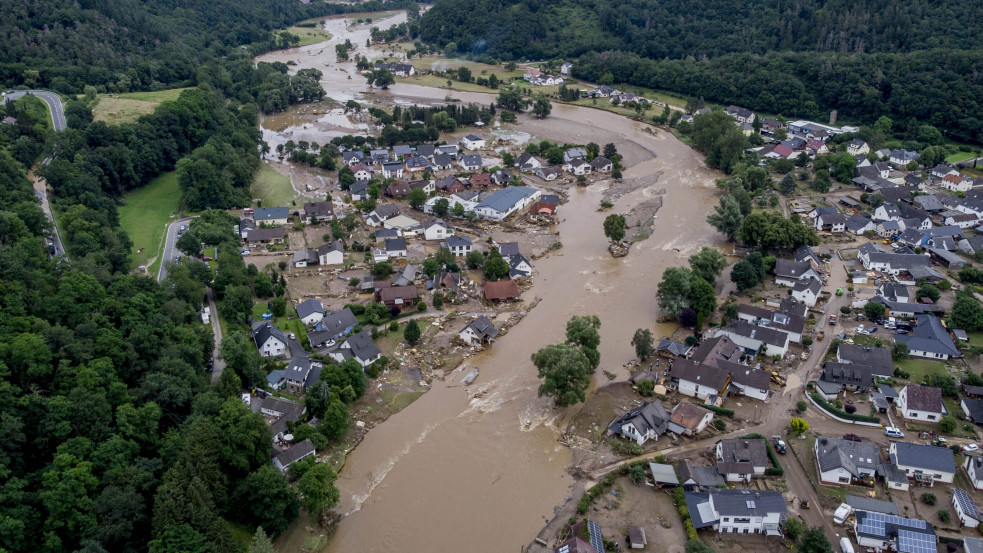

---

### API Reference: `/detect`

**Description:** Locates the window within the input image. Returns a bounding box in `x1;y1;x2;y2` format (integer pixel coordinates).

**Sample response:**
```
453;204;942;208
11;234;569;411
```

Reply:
927;415;936;420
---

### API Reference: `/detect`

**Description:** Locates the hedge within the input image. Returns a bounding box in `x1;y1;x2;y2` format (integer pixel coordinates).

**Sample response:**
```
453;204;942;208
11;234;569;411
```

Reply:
811;392;880;423
577;471;618;514
698;403;735;418
673;487;699;540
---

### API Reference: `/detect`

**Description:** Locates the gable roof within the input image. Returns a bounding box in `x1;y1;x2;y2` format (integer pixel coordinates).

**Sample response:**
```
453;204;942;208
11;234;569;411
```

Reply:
821;361;876;388
445;236;472;248
345;329;382;361
248;228;285;242
484;280;520;300
656;337;692;357
690;335;741;367
303;201;334;218
677;461;725;487
955;489;981;521
253;207;289;221
670;402;712;431
774;258;817;279
894;314;959;357
295;298;324;320
254;324;287;349
816;436;880;477
317;308;358;337
837;344;893;374
475;186;539;213
463;315;498;340
670;358;731;391
717;438;769;467
718;320;789;348
725;363;771;391
893;441;955;474
845;495;899;515
274;439;315;468
901;384;944;413
609;400;670;437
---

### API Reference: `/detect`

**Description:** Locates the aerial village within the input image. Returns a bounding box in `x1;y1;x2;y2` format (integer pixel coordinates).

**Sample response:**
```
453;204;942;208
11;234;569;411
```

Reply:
207;32;983;553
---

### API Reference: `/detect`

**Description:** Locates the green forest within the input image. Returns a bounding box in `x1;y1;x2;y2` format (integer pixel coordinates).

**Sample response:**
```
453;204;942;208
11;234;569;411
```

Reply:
419;0;983;141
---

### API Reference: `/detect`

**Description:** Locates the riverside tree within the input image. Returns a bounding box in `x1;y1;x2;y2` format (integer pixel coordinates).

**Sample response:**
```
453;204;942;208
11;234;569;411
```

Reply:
631;328;655;360
603;213;626;242
532;344;592;407
706;194;743;241
688;246;728;285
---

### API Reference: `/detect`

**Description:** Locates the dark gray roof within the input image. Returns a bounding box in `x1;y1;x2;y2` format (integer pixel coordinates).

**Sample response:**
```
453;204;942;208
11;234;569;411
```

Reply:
372;204;400;219
815;379;842;396
385;237;407;252
717;438;769;467
893;442;955;474
846;495;899;515
690;335;741;367
285;356;313;385
720;361;770;392
460;154;482;166
656;338;692;357
463;315;498;340
965;399;983;423
774;258;817;279
274;439;315;468
247;228;285;242
794;245;820;264
879;385;898;399
295;298;324;320
837;344;893;375
895;314;959;357
445;236;472;248
955;489;980;521
261;396;305;421
317;239;344;256
609;401;670;438
345;329;382;362
816;436;880;477
670;358;731;390
686;490;786;529
253;207;289;221
967;538;983;553
433;153;453;166
498;242;520;257
254;324;287;349
718;320;788;348
821;362;876;388
677;461;725;487
317;308;358;338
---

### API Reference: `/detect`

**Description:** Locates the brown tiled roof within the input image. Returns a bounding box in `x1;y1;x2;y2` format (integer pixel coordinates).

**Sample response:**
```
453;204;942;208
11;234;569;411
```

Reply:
903;384;944;413
670;402;711;431
483;280;519;301
376;285;418;303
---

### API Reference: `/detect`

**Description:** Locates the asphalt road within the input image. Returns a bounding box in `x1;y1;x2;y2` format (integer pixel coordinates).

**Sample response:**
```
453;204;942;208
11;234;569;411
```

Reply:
3;89;67;130
206;288;226;384
158;217;192;282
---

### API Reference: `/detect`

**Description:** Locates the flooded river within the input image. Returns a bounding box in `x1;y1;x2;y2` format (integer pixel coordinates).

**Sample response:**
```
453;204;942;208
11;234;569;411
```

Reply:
259;15;725;552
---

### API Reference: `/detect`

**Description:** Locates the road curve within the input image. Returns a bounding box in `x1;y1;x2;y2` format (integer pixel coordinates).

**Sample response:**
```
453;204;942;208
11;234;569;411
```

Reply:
2;90;67;131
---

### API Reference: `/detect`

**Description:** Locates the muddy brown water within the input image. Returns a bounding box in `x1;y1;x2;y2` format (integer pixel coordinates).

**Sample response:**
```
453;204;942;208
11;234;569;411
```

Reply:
259;17;725;552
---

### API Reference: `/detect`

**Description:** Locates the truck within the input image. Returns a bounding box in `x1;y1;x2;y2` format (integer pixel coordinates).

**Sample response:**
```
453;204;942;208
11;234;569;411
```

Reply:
201;306;210;325
840;537;855;553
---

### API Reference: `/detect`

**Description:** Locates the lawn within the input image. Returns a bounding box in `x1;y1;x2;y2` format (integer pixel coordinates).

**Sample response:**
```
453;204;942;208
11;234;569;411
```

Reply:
117;89;190;103
252;164;302;208
895;357;948;383
251;301;309;347
946;150;979;164
119;171;182;270
93;89;189;124
286;25;332;47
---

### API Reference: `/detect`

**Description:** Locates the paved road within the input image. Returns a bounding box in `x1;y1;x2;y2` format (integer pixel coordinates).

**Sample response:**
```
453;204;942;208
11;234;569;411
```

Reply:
158;217;192;282
206;288;226;384
3;90;67;130
31;171;67;258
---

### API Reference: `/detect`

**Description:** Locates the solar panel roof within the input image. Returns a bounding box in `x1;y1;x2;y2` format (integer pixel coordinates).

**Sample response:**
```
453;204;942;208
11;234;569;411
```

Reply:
855;510;935;553
587;520;604;553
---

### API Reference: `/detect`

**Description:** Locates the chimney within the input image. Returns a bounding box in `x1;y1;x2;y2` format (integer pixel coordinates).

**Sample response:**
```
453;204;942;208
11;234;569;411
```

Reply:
743;441;749;448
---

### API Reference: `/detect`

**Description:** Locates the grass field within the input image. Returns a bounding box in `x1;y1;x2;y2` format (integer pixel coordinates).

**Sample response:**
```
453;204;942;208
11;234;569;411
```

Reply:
252;164;302;208
93;88;189;124
895;357;948;383
946;150;980;164
286;25;333;47
119;172;181;270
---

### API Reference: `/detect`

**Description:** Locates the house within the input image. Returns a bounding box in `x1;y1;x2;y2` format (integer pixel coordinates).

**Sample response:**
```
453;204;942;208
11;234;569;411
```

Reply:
807;139;829;155
814;436;879;485
563;147;589;163
385;180;410;198
468;173;491;188
266;369;286;391
307;308;358;347
375;285;418;309
690;335;742;368
668;402;714;436
894;314;959;360
880;282;910;303
382;161;404;179
239;217;255;240
608;401;671;444
590;156;613;173
965;456;983;491
483;280;520;302
295;299;325;326
272;439;316;473
283;356;320;394
941;173;974;192
677;461;725;490
508;255;533;280
565;158;591;176
715;439;770;482
253;207;289;226
821;362;876;391
381;237;405;259
422;218;453;241
431;153;453;170
392;144;413;158
904;173;925;188
560;62;573;75
853;510;936;553
968;538;983;553
792;279;822;306
247;228;285;245
366;204;400;227
845;495;900;516
432;269;460;292
712;320;790;357
390;264;419;287
945;212;978;228
444;236;473;256
845;213;876;235
685;489;786;536
534;166;561;181
774;259;821;287
848;139;870;156
303;201;334;222
724;105;755;124
350;164;373;181
459;315;497;346
961;235;983;255
962;398;983;424
515;152;542;171
836;344;893;378
954;489;981;528
458;154;482;171
368;149;390;165
656;338;693;359
876;220;901;237
292;248;318;268
669;358;731;401
459;134;485;150
253;324;288;357
375;228;400;241
329;329;382;367
726;363;771;400
874;203;901;221
490;168;514;186
889;441;956;485
317;240;345;265
889;149;920;167
553;537;594;553
343;151;366;165
349;180;369;201
737;303;806;343
474;186;542;221
374;62;415;76
897;385;947;422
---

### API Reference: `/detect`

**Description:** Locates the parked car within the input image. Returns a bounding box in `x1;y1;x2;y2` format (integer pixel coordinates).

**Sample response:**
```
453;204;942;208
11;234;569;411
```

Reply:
963;444;980;453
885;427;905;438
843;433;862;442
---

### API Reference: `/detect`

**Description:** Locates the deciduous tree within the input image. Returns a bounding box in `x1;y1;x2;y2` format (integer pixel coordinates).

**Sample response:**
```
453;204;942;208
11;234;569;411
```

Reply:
532;344;591;407
631;328;655;361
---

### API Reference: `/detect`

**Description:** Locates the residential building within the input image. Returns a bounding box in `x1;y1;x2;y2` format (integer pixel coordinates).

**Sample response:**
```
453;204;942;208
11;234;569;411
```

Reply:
272;439;316;473
725;363;771;400
307;307;358;348
836;344;894;378
897;385;947;422
669;358;731;401
774;259;822;287
894;314;960;360
508;255;533;280
422;218;453;241
677;461;725;490
329;329;382;367
534;166;561;181
351;164;373;181
962;398;983;424
712;320;790;357
444;236;473;256
374;61;415;76
515;152;542;171
821;362;876;391
459;315;498;346
954;489;981;528
295;298;325;326
889;149;920;168
253;207;289;226
317;240;345;265
303;201;334;222
239;217;255;240
736;303;805;343
853;510;936;553
385;179;410;198
655;337;693;359
685;490;786;536
469;172;491;188
483;280;520;301
724;105;756;124
668;402;714;436
458;154;482;171
690;335;742;368
349;180;369;201
253;324;287;357
608;401;671;444
474;186;542;221
375;285;418;309
847;139;870;156
563;147;588;162
792;279;822;306
432;153;453;170
382;161;404;179
965;456;983;490
366;204;400;227
814;436;879;485
292;248;318;268
459;134;485;150
715;438;769;482
565;158;591;176
590;156;613;173
283;356;321;394
247;228;285;245
889;441;956;485
384;238;407;259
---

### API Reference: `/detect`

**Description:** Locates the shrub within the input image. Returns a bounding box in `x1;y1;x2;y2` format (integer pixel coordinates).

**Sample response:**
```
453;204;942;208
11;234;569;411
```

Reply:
636;379;655;397
416;300;427;312
802;336;813;346
811;393;881;423
796;400;807;413
697;403;734;418
389;321;399;331
921;493;936;505
937;509;950;523
938;415;957;434
713;419;726;430
845;404;857;414
840;306;852;314
611;440;644;457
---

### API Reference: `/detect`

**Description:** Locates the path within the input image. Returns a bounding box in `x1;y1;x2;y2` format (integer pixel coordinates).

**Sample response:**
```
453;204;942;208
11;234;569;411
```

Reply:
206;288;226;384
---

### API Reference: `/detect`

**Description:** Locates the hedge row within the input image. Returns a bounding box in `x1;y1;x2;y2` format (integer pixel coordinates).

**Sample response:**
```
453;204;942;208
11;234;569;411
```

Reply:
811;393;881;423
698;403;735;418
673;486;699;540
577;471;618;514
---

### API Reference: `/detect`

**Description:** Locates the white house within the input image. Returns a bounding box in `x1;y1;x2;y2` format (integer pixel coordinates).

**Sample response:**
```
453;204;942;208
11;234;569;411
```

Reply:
329;330;382;368
669;359;730;401
459;134;485;150
890;441;955;485
847;139;870;156
715;439;770;482
792;279;822;307
897;385;947;422
422;218;453;241
564;158;591;176
725;364;771;401
459;315;497;345
458;154;482;171
712;321;790;357
351;164;373;181
474;186;542;221
953;489;981;528
253;324;288;357
272;439;316;473
509;255;533;280
384;238;407;259
853;510;936;553
295;298;325;326
317;240;345;265
608;401;670;445
381;161;404;179
685;490;786;536
941;173;974;192
668;402;714;436
814;437;879;485
964;456;983;491
444;236;473;256
774;259;821;287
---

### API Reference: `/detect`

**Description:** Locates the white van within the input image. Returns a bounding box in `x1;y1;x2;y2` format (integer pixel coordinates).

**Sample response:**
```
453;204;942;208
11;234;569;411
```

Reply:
885;427;905;438
833;503;852;524
840;537;855;553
